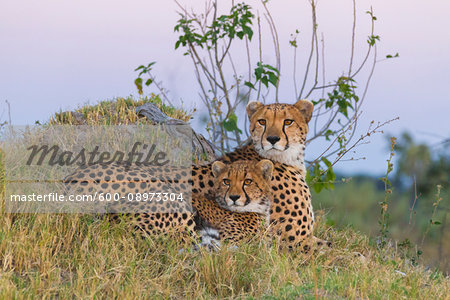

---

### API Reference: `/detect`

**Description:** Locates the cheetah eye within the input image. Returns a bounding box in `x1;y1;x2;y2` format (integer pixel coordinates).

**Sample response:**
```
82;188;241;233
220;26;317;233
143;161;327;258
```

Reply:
244;179;253;185
284;119;294;126
258;119;266;126
223;179;231;185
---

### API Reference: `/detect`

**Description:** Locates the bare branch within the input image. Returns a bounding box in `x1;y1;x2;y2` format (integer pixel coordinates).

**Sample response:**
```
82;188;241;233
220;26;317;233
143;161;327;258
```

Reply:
292;33;299;99
358;44;378;110
261;0;281;101
219;38;233;65
143;73;175;107
313;32;326;136
309;117;400;173
211;2;232;119
256;13;263;102
348;0;357;76
298;0;318;99
320;32;326;99
350;6;376;78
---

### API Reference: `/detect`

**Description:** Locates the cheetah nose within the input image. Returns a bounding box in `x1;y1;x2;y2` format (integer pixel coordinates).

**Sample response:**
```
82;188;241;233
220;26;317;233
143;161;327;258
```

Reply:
229;195;240;203
266;136;280;145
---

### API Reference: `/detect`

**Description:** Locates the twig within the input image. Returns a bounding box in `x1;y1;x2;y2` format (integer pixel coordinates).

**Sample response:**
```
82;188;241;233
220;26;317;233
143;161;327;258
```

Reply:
309;117;399;173
292;31;299;99
350;6;376;78
421;185;443;246
261;0;281;101
5;100;12;125
348;0;356;76
298;0;318;99
256;13;263;102
409;179;419;226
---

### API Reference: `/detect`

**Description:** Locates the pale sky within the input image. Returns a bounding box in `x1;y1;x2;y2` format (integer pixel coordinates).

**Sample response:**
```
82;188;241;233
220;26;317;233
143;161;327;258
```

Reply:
1;0;449;175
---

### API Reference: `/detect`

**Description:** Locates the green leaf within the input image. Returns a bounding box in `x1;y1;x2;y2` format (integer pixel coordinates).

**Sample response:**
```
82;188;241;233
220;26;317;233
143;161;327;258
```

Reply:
243;26;253;40
313;182;323;193
386;52;399;59
134;78;143;95
264;64;280;74
134;65;145;71
145;79;153;86
261;77;269;87
268;72;278;87
223;113;242;133
326;169;336;182
255;64;263;79
305;170;312;184
244;81;256;90
324;129;334;141
322;157;332;168
313;163;321;177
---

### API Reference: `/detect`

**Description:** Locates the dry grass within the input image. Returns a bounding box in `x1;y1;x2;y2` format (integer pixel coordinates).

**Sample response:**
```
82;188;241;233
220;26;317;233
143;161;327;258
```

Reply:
0;212;448;299
1;97;449;298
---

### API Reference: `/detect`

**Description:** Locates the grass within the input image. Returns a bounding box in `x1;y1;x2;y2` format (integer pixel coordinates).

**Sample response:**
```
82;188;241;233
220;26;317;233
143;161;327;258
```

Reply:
49;94;191;125
312;179;449;274
0;212;448;299
1;96;449;298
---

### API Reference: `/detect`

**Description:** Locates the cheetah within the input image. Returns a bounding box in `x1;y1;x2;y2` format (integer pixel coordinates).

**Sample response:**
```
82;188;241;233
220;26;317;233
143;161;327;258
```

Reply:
65;99;330;250
64;160;274;247
192;99;330;250
195;159;273;249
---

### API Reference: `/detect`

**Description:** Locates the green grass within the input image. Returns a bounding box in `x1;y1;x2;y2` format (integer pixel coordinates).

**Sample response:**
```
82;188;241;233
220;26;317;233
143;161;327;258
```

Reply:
312;179;449;274
1;97;449;298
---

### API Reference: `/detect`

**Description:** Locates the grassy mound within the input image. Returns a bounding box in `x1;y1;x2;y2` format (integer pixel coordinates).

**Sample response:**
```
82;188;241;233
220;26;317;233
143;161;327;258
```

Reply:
49;94;191;125
1;97;448;298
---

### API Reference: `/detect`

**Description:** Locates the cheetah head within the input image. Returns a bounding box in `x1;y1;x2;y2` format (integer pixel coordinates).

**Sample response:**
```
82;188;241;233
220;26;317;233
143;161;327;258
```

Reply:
246;99;313;172
211;160;273;215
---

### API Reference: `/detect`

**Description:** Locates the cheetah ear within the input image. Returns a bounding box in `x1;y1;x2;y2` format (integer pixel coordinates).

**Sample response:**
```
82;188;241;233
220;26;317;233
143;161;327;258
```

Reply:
246;101;263;118
294;99;314;123
256;159;274;181
212;161;227;178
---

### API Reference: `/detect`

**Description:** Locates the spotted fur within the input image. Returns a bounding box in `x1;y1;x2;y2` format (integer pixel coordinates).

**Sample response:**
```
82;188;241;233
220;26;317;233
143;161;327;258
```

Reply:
64;160;274;246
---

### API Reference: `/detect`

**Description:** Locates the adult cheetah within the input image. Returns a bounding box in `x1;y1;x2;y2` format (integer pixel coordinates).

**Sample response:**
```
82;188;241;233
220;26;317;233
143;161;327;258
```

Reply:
191;99;330;250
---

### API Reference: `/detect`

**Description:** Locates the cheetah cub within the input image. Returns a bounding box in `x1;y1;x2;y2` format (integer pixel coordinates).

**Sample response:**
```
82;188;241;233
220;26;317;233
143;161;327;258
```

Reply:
194;159;274;250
